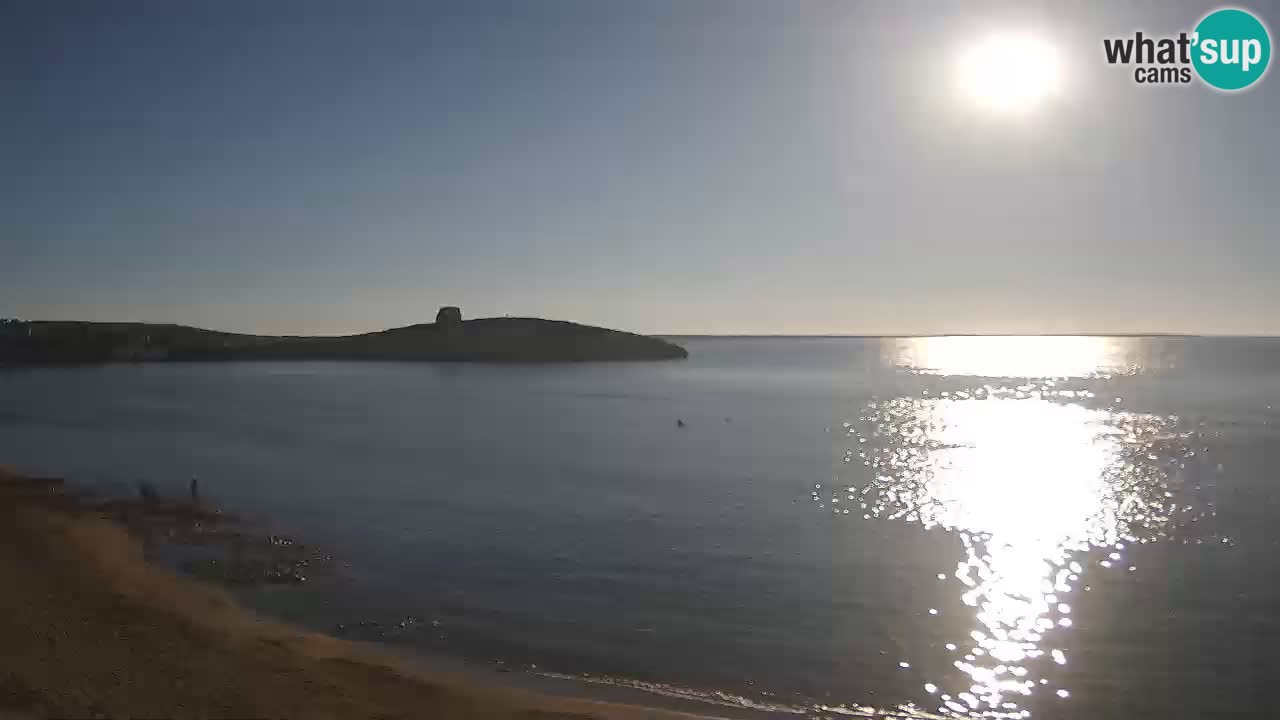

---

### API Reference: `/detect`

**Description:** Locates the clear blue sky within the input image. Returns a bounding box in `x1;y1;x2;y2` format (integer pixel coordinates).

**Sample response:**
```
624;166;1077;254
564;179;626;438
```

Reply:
4;1;1278;335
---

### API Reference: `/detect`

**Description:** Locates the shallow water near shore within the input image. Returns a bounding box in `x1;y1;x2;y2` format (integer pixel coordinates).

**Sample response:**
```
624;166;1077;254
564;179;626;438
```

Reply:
3;336;1280;718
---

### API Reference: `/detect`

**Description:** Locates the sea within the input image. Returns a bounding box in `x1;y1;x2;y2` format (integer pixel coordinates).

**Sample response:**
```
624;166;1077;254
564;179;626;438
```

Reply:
2;336;1278;719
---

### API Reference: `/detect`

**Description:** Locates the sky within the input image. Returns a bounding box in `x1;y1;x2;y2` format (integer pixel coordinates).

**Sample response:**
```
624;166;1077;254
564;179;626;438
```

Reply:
3;0;1279;336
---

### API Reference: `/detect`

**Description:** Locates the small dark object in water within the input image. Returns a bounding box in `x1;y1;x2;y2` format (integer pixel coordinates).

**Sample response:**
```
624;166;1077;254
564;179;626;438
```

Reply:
676;419;686;428
137;481;159;503
189;477;199;505
724;417;732;423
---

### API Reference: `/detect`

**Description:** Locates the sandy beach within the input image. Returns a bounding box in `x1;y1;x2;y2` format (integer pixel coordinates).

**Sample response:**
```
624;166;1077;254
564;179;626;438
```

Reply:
0;467;716;720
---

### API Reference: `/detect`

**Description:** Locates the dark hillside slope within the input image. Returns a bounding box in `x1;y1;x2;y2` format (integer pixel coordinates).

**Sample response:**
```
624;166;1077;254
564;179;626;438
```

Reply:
0;317;687;364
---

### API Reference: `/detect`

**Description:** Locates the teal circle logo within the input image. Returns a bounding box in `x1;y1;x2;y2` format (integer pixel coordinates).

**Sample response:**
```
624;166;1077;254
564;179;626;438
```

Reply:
1192;8;1271;90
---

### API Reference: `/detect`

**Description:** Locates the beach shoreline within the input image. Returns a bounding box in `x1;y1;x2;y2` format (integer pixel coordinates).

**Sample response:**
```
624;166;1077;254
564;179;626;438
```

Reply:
0;467;734;720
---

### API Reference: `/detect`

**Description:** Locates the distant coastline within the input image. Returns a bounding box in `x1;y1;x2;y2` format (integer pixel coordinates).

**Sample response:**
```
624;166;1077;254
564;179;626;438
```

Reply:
0;309;688;365
663;333;1206;339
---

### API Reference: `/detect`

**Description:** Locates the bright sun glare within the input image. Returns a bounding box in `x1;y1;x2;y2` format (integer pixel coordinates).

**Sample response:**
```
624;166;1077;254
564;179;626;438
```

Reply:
955;32;1063;114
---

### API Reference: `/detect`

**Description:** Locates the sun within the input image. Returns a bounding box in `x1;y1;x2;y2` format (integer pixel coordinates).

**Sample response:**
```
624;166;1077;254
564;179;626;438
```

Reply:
954;31;1063;114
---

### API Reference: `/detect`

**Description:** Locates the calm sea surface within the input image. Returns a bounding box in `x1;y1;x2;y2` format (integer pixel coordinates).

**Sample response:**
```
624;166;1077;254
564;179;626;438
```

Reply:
3;337;1279;718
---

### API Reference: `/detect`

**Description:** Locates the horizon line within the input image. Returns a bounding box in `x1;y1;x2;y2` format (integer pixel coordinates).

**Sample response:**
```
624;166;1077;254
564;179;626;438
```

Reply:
660;332;1280;339
13;319;1280;341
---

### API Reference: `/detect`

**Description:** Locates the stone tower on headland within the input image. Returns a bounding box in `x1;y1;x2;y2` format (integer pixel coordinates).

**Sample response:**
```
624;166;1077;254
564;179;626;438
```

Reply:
436;306;462;332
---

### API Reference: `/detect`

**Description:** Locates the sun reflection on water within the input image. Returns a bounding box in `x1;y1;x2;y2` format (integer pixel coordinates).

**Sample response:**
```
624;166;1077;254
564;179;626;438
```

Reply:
828;338;1212;718
890;336;1132;378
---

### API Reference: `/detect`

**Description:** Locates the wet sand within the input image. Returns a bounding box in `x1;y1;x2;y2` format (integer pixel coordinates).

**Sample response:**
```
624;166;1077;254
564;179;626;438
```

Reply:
0;468;718;720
